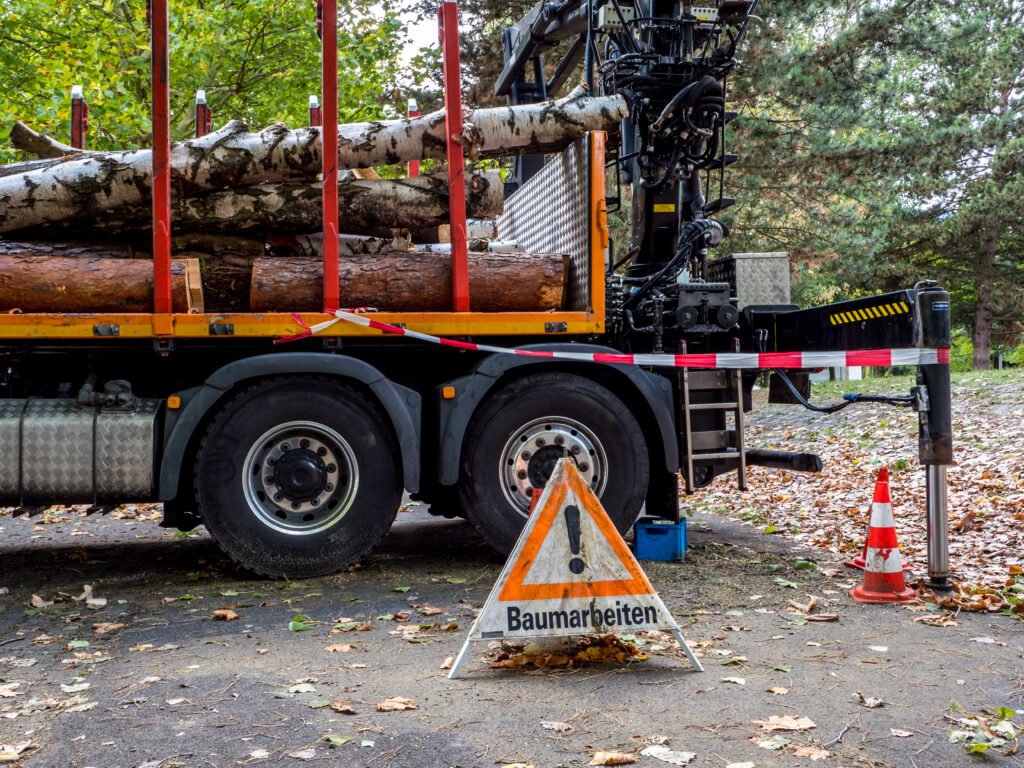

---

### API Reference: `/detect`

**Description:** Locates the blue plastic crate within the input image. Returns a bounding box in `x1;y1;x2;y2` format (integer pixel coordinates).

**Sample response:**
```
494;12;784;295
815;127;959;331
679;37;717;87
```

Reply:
633;518;687;562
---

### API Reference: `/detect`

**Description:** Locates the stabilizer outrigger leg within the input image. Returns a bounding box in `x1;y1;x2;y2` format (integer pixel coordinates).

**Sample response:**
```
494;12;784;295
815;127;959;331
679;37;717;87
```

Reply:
915;283;954;594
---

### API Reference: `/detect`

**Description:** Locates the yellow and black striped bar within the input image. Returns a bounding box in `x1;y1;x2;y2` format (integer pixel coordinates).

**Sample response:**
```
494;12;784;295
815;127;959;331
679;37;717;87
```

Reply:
829;299;912;326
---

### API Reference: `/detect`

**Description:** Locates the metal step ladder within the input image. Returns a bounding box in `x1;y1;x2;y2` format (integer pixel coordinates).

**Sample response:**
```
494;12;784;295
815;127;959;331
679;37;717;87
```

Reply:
680;368;747;493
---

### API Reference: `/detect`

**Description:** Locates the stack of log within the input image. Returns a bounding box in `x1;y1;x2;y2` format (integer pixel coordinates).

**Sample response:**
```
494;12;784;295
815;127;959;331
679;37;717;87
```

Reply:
0;89;627;314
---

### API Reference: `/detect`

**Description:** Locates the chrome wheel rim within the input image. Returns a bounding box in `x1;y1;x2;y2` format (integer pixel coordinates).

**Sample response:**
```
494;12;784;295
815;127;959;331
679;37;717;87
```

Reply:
241;420;358;536
499;416;608;516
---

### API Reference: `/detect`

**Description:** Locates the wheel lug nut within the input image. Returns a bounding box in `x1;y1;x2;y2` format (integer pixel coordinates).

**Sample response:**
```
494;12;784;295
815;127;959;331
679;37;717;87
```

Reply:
517;470;528;480
521;451;531;460
312;498;320;506
291;502;300;510
300;439;310;448
281;443;290;451
535;438;545;447
274;493;283;501
579;462;590;472
570;445;581;455
317;447;327;456
327;464;336;473
554;436;565;446
265;476;274;484
325;484;334;492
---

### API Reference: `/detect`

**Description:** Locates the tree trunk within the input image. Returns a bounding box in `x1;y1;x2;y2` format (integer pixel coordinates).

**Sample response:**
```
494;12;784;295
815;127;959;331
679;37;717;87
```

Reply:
0;90;624;234
972;233;996;371
0;254;195;312
250;251;567;313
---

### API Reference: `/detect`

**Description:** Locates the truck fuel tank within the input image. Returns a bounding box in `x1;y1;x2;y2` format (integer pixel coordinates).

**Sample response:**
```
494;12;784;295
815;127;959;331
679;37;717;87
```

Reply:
0;392;160;506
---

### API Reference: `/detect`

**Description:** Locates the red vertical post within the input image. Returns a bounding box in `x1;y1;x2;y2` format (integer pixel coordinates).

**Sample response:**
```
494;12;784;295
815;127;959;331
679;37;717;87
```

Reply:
320;0;339;312
406;98;420;178
70;85;88;150
309;95;322;127
438;2;469;311
195;90;211;138
151;0;172;314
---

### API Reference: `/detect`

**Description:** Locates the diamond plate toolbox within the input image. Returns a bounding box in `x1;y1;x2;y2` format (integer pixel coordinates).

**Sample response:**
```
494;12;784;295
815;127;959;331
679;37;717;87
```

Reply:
0;398;160;505
708;252;791;309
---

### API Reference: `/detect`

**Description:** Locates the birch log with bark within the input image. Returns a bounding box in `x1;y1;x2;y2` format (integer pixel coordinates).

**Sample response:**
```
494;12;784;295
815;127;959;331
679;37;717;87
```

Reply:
15;171;504;238
0;254;194;312
0;91;626;233
250;252;567;313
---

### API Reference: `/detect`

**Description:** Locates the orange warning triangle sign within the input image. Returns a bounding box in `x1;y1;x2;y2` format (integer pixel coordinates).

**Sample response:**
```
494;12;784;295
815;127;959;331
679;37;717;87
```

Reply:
448;459;703;678
497;459;657;602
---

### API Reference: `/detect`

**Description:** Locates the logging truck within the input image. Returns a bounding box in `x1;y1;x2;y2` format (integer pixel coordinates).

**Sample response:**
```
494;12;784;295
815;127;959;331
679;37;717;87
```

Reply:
0;0;955;589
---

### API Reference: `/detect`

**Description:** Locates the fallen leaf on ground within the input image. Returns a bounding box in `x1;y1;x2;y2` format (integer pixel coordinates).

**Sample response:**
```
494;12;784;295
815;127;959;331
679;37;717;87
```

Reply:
0;683;21;698
639;744;696;765
376;696;416;712
287;683;316;694
913;612;958;627
440;656;453;670
165;698;186;705
30;595;52;608
756;735;790;750
721;676;746;685
890;729;913;737
329;701;356;714
792;744;830;760
789;595;818;614
0;741;35;762
322;734;352;745
324;644;355;653
970;636;1006;646
753;716;817;732
541;721;571;733
287;748;316;760
212;609;239;621
725;763;755;768
804;614;839;622
91;622;124;634
767;687;789;695
249;748;271;759
419;606;443;616
589;752;636;766
855;691;884;708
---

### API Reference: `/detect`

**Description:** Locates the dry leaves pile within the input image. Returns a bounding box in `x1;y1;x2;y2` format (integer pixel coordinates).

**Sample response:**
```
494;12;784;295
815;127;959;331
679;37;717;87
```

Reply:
489;635;648;670
706;372;1024;611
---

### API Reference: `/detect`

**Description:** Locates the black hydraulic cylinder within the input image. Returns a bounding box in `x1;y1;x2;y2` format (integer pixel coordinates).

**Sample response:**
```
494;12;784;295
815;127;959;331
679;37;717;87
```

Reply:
745;449;822;474
914;284;954;593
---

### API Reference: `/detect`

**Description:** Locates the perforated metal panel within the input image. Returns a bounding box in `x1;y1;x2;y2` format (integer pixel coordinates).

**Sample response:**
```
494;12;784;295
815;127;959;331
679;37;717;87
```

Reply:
497;135;592;311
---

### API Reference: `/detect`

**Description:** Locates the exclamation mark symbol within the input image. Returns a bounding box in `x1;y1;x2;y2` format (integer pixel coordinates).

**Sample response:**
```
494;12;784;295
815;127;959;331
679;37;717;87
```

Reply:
564;504;585;575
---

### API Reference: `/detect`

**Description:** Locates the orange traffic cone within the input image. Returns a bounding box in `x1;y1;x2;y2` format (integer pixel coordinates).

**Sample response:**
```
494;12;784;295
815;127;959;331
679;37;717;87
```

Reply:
846;467;911;572
850;472;917;604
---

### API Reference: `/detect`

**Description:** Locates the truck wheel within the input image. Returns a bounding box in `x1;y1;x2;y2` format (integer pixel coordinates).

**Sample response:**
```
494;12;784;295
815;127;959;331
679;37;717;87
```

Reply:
194;378;401;578
459;373;649;554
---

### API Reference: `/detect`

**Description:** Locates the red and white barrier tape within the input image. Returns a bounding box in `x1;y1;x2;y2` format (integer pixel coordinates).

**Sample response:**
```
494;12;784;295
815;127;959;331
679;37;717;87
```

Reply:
276;309;950;370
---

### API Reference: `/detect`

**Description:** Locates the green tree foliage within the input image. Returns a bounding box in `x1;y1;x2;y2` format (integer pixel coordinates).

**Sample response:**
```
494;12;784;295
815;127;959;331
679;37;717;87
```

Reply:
726;0;1023;368
0;0;407;163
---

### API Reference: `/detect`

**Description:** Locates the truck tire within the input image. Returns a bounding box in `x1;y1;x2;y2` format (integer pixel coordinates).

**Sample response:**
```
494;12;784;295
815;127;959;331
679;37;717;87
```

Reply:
194;377;401;578
459;373;649;555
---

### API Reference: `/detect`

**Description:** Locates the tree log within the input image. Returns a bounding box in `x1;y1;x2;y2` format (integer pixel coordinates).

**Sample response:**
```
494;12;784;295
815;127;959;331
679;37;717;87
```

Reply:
250;252;567;313
16;171;504;239
10;121;85;159
0;254;194;312
0;90;626;233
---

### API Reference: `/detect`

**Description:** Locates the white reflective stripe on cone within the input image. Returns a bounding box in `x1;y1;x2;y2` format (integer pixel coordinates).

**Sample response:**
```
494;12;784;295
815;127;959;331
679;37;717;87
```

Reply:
869;501;895;528
865;547;904;573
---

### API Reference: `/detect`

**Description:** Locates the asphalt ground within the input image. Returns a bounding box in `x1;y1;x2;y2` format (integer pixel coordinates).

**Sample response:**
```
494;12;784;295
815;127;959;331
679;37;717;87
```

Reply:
0;504;1021;768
